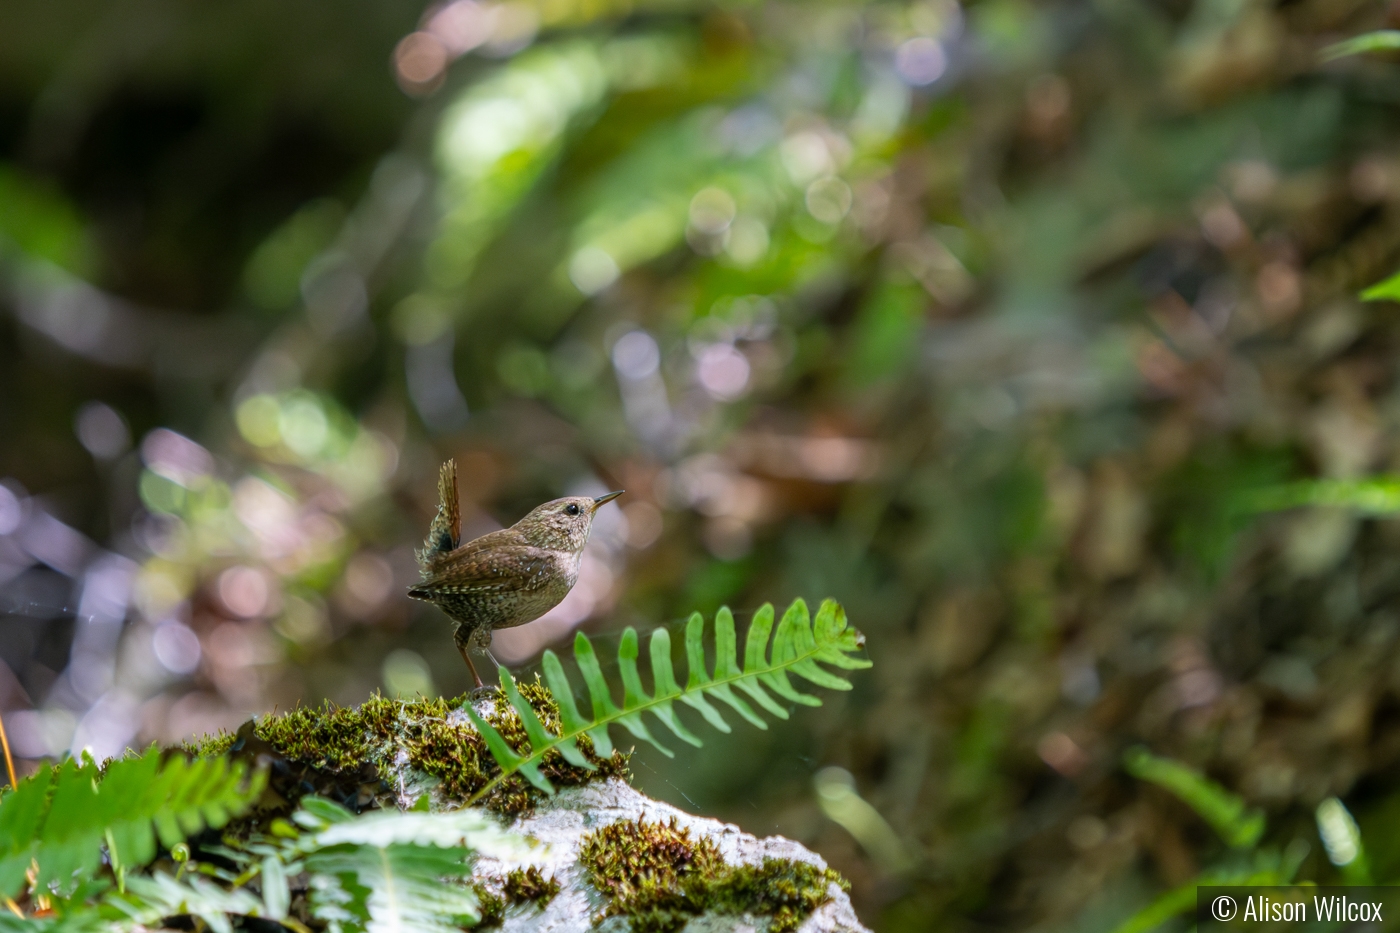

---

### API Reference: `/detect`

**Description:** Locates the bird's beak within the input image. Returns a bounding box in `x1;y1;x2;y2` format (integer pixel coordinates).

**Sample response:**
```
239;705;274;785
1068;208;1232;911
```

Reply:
592;490;624;509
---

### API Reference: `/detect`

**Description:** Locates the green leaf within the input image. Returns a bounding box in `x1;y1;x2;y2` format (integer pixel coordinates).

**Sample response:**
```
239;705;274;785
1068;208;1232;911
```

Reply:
1323;31;1400;62
1236;476;1400;515
292;800;528;933
465;598;870;805
112;872;265;933
305;844;481;933
0;765;54;896
262;855;290;919
1123;747;1265;848
461;703;552;794
1316;797;1372;884
293;800;524;858
0;748;265;899
1105;864;1299;933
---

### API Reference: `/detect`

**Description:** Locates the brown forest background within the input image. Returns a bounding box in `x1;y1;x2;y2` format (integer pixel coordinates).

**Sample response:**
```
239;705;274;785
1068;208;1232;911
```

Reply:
5;0;1400;929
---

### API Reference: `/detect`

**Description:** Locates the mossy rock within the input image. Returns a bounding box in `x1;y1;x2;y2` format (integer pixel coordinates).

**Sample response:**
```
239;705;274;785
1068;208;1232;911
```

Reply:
184;689;866;932
475;779;867;933
185;680;627;815
581;816;846;933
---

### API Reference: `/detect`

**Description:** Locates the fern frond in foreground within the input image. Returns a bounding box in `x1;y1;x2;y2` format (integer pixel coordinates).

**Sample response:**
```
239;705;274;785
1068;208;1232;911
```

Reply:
0;748;265;899
289;797;527;933
464;598;870;804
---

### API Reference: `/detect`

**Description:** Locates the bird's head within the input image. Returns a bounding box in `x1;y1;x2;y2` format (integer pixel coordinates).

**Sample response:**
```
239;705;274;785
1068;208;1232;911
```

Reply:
515;491;623;551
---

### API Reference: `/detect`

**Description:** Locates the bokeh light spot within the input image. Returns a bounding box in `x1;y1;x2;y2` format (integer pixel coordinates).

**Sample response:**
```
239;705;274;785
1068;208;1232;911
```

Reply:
780;132;833;184
569;246;620;295
696;343;751;400
725;217;770;266
279;395;329;458
896;37;947;86
688;187;737;235
152;623;202;675
383;649;436;698
395;32;450;91
236;394;282;447
75;402;131;459
497;343;551;396
275;595;331;646
142;429;214;487
343;552;394;612
0;485;22;536
612;330;661;381
218;566;270;618
428;0;492;55
805;177;854;225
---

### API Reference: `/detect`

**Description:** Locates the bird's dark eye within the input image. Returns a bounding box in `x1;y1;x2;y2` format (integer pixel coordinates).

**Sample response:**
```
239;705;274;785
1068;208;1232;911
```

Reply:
566;503;580;515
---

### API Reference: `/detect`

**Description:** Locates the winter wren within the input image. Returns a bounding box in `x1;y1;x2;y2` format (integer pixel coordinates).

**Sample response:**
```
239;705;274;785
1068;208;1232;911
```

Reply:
408;459;623;687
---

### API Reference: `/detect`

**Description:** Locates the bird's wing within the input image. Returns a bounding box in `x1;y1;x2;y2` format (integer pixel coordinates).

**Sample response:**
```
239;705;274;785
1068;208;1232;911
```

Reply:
417;459;461;575
410;537;555;596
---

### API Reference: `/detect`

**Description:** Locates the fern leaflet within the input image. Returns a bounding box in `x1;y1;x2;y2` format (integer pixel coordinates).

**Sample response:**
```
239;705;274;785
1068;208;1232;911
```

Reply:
1123;747;1264;848
0;748;266;899
464;598;870;803
111;872;267;933
1321;29;1400;60
292;797;525;933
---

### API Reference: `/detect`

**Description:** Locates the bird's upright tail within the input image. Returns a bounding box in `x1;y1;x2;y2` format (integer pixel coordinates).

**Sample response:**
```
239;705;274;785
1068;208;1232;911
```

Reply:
416;459;461;578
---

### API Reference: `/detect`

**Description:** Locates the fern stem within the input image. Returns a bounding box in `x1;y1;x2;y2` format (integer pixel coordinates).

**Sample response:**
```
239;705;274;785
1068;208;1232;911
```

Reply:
463;633;838;806
0;711;15;790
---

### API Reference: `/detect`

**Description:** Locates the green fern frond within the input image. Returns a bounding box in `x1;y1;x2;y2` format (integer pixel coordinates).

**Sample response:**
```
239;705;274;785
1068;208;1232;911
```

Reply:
1123;747;1264;848
0;907;110;933
291;798;526;857
306;844;484;933
111;872;267;933
1237;476;1400;515
293;797;517;933
0;748;266;899
464;598;870;803
1322;30;1400;61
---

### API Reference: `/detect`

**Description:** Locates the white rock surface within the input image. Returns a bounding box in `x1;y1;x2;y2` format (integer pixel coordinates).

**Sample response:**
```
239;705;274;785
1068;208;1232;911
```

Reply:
469;778;870;933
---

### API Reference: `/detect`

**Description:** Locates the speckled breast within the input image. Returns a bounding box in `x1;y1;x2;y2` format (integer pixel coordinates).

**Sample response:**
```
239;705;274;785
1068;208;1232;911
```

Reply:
441;550;579;632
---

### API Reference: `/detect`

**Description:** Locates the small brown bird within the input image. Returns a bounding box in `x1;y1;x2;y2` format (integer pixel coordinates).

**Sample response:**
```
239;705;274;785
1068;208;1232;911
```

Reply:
408;460;623;687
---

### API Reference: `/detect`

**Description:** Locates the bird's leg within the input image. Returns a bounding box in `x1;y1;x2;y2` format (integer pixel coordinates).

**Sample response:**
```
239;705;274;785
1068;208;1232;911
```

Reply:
469;628;503;695
456;639;483;689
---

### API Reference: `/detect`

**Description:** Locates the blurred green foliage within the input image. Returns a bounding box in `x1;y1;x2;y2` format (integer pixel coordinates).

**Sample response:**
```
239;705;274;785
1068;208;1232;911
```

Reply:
1123;747;1265;849
8;0;1400;929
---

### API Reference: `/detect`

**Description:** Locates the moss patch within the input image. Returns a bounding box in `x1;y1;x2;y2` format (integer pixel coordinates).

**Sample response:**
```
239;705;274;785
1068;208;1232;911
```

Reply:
471;865;560;926
580;817;847;933
472;883;506;926
188;679;627;813
181;730;236;759
501;865;561;907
